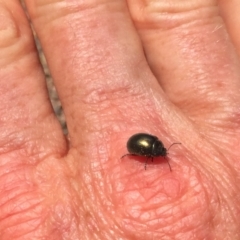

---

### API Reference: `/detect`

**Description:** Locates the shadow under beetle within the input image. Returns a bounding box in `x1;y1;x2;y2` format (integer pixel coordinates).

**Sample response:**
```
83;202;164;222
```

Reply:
121;133;181;171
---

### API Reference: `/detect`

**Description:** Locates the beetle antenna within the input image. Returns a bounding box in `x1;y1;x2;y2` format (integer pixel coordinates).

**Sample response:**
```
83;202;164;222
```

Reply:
167;142;181;151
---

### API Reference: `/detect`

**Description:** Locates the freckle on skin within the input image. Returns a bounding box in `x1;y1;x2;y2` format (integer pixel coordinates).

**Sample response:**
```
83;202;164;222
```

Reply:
163;178;180;198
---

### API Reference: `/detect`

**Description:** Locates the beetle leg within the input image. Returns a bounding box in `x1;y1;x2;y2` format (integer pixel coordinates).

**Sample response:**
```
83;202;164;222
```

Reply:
164;156;172;172
121;153;136;159
121;154;129;159
145;157;148;170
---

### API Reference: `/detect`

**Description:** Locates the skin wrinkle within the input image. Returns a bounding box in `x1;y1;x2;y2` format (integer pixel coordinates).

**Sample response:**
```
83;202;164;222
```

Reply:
78;158;121;238
178;128;238;200
0;193;40;222
112;172;188;235
111;169;211;234
129;3;219;30
139;0;217;12
0;201;44;238
0;3;21;49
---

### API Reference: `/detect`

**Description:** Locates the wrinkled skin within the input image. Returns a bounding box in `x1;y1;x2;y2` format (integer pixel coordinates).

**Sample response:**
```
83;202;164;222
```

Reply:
0;0;240;239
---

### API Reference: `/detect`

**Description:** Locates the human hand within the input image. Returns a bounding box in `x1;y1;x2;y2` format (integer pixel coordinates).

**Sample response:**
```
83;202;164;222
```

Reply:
1;0;240;239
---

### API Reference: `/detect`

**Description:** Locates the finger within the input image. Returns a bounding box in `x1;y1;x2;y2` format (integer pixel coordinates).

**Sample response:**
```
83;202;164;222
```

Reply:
0;0;66;156
24;0;165;147
218;0;240;56
127;0;240;148
22;2;240;240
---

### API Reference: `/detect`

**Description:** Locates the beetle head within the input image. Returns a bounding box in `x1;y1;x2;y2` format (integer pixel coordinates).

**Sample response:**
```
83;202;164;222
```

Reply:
152;140;166;156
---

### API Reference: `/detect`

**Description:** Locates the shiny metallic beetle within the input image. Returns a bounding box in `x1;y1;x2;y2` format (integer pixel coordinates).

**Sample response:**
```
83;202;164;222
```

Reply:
121;133;180;170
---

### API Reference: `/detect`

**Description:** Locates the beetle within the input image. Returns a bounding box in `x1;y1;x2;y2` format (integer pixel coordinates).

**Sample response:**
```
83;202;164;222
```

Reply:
121;133;181;171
